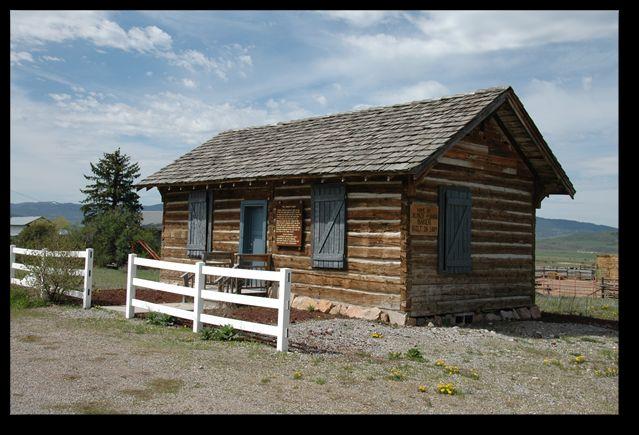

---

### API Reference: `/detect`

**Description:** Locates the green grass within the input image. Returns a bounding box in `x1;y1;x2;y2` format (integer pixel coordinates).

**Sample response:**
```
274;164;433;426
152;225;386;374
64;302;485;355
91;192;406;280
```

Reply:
536;294;618;321
10;286;47;310
535;250;598;267
93;267;159;289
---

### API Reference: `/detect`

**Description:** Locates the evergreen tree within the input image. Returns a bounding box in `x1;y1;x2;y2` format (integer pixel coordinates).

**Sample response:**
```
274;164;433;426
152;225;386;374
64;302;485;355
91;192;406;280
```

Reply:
80;148;142;224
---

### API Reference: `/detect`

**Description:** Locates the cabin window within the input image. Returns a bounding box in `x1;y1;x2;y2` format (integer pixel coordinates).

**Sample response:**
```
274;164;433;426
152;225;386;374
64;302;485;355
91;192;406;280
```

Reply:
311;183;346;269
438;186;472;273
187;190;213;258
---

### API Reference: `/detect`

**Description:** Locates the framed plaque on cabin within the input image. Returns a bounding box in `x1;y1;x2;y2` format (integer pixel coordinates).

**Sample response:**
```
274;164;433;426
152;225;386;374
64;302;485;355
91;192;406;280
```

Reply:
275;204;303;247
410;203;438;236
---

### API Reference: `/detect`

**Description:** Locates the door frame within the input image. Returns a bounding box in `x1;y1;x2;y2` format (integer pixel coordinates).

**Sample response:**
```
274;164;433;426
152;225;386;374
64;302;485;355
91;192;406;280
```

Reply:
238;200;268;254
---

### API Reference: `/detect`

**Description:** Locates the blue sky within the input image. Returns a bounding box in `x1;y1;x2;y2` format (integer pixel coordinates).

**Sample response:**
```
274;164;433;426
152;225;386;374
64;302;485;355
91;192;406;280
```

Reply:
10;10;618;226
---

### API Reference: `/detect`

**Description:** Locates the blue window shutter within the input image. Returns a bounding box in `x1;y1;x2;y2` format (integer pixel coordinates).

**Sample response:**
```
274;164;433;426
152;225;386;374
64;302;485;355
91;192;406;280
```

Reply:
312;183;346;269
438;186;472;273
187;190;209;258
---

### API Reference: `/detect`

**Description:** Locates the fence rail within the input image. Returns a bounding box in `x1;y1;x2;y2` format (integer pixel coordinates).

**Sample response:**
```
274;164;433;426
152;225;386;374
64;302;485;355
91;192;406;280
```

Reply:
9;245;94;309
125;254;291;351
535;266;596;281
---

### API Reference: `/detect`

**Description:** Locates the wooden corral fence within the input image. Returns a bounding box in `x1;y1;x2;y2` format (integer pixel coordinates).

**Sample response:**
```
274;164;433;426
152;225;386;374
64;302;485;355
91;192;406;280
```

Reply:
535;269;619;298
535;266;596;281
9;245;94;309
125;254;292;351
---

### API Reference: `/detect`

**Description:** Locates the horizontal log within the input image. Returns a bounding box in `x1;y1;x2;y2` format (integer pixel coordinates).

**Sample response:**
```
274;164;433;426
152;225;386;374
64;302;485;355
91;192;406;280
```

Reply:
409;296;533;317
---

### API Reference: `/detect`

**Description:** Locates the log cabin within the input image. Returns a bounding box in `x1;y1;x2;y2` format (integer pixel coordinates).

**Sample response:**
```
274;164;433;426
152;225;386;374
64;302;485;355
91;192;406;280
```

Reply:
136;86;575;325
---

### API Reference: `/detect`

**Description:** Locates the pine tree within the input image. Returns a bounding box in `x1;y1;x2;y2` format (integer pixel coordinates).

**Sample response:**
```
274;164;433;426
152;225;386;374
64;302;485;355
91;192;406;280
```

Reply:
80;148;142;224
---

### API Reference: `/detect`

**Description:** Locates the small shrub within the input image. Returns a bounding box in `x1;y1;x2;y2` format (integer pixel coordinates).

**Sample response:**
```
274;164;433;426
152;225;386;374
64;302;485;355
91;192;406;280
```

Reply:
200;325;238;341
434;359;446;367
146;312;176;326
387;367;407;381
543;358;562;368
371;332;383;339
406;347;424;362
437;382;457;395
418;385;428;393
306;304;316;312
388;351;402;360
314;378;326;385
293;371;303;380
260;377;271;384
595;367;618;377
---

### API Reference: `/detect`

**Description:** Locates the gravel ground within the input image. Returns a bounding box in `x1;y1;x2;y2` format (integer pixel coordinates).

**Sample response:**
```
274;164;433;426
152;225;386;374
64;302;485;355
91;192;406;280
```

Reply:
10;305;618;414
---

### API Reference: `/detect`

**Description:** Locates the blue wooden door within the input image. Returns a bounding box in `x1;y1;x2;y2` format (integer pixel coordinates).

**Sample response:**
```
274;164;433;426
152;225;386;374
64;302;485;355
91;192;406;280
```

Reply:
240;201;267;255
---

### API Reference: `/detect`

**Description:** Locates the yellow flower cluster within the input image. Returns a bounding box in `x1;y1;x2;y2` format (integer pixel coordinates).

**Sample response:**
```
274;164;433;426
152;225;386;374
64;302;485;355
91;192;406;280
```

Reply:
470;369;480;380
293;371;303;380
435;359;446;367
418;385;428;393
445;365;460;375
594;367;618;377
437;382;457;395
573;355;586;364
371;332;384;338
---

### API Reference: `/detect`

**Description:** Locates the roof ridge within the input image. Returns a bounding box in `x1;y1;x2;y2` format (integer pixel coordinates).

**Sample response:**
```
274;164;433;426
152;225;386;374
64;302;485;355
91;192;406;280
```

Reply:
216;86;510;136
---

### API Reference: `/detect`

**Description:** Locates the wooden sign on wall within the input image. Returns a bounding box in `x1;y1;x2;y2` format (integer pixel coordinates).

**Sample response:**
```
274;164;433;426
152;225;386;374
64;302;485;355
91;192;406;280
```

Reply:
410;203;438;236
275;204;303;247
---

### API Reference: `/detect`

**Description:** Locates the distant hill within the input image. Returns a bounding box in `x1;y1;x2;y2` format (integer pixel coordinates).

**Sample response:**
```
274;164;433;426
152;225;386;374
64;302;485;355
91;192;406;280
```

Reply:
536;217;617;239
536;231;618;254
10;202;163;224
10;202;84;223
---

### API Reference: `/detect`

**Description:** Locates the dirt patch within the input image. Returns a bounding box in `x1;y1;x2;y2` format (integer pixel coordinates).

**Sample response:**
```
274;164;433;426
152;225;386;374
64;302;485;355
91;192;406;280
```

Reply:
541;312;618;330
91;288;183;306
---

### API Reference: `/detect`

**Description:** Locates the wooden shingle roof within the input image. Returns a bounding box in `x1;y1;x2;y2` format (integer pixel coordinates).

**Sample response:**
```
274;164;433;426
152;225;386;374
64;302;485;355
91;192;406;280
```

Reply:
138;86;574;196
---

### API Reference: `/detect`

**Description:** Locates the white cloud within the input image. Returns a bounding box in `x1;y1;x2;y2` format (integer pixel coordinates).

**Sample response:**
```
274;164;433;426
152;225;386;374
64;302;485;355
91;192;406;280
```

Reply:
582;76;593;91
578;155;618;177
41;55;64;62
10;51;34;65
146;71;154;77
10;11;173;53
182;78;196;88
10;11;251;81
313;94;327;106
318;10;401;27
337;11;617;61
520;78;618;146
369;80;449;105
10;85;315;204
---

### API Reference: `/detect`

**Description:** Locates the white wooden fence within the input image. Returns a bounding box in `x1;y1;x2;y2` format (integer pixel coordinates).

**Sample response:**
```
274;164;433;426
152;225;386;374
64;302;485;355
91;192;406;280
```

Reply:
9;245;94;309
125;254;292;352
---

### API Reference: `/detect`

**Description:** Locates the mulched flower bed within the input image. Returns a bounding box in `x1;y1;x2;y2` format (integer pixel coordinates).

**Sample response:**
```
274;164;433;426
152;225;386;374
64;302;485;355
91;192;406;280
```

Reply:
203;304;339;326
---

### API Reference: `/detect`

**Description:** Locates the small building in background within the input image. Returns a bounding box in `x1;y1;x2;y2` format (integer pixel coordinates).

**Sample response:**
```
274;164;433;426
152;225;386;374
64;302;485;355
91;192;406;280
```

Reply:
10;216;49;237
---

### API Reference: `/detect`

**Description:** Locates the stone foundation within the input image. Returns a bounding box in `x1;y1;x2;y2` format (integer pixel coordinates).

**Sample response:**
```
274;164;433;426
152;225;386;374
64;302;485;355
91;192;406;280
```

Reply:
289;294;541;327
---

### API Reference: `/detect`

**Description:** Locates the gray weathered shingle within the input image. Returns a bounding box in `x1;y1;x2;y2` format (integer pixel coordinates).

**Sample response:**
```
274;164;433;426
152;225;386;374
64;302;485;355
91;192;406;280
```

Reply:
138;87;509;187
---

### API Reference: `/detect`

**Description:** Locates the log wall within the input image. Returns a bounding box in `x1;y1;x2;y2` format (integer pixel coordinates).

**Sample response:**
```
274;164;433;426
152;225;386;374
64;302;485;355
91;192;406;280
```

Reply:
158;180;405;310
406;116;536;317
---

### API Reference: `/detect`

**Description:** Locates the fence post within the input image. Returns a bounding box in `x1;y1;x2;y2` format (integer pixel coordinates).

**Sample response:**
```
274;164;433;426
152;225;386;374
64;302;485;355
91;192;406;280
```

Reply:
276;268;292;352
82;248;94;309
9;245;15;281
125;254;137;319
192;261;204;333
601;277;605;299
